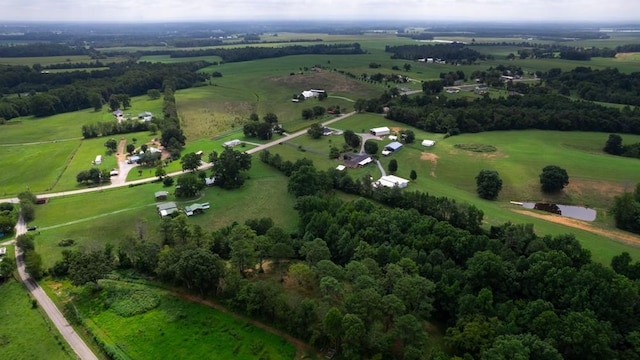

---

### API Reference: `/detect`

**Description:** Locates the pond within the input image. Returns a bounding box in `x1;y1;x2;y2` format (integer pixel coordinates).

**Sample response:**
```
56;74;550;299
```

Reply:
519;202;597;221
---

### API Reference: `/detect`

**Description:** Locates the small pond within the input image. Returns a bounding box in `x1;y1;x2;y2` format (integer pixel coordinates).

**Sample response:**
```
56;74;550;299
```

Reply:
520;202;597;222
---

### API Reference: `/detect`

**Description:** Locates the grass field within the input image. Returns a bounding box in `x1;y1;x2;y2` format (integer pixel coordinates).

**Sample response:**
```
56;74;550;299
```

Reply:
0;263;73;360
31;160;297;268
264;113;640;264
0;55;129;67
64;280;296;360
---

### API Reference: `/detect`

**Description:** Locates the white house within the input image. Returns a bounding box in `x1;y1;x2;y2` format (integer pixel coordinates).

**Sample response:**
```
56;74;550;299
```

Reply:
370;127;391;136
376;175;410;189
421;140;436;147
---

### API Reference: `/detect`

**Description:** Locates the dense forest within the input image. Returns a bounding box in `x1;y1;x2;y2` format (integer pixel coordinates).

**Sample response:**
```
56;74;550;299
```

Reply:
380;93;640;136
544;67;640;106
0;43;88;57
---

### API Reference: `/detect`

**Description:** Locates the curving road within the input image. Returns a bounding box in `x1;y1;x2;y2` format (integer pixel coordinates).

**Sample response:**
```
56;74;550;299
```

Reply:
14;216;99;360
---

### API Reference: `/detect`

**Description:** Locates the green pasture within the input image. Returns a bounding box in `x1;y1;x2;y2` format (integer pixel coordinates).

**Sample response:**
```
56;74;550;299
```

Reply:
1;95;162;144
68;280;295;360
32;161;297;268
52;136;120;191
0;141;80;196
0;270;73;360
0;55;129;66
139;55;223;64
263;113;640;263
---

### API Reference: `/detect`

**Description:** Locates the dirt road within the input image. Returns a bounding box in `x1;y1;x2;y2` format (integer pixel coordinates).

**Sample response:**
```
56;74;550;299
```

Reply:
14;216;99;360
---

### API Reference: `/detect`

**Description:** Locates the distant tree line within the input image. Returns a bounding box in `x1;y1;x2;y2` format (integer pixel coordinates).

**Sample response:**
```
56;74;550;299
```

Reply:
0;61;209;119
381;93;640;136
385;43;485;64
544;67;640;106
0;43;87;57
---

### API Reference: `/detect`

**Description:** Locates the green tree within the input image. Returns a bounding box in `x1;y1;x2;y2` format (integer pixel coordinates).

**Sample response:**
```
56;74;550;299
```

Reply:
263;112;278;124
539;165;569;193
175;248;225;295
388;159;398;174
401;129;415;144
354;99;367;113
68;250;113;286
302;108;314;120
604;134;624;155
108;94;120;111
364;140;378;155
104;138;117;152
611;191;640;233
307;123;324;139
175;173;204;197
476;170;503;200
89;92;102;111
16;234;35;252
180;152;202;172
126;143;135;154
312;106;326;117
403;63;412;71
24;251;44;280
155;166;166;180
288;165;329;197
343;130;361;149
300;238;331;265
209;148;252;189
410;169;417;180
342;314;366;359
147;89;161;100
324;307;343;349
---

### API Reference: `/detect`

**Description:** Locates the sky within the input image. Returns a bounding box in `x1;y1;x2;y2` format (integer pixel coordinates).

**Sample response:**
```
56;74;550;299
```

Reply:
1;0;639;23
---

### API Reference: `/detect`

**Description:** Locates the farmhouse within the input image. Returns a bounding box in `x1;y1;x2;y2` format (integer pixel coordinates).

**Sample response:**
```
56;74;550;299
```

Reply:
184;202;210;216
370;127;391;136
223;139;242;148
155;191;169;200
344;153;373;168
382;142;403;156
376;175;410;189
421;139;436;147
157;202;178;217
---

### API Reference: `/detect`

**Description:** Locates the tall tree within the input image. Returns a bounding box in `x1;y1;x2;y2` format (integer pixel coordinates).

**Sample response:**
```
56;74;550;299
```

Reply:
180;152;202;172
209;148;252;189
539;165;569;193
604;134;624;155
476;170;503;200
388;159;398;174
364;140;378;155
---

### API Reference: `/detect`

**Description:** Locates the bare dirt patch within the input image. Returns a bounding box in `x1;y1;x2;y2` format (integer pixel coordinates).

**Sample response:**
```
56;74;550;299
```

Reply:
390;126;403;134
267;71;378;98
512;209;640;247
420;152;439;177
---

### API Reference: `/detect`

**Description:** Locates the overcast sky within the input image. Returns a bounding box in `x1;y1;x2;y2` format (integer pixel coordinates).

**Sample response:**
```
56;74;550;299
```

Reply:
1;0;638;23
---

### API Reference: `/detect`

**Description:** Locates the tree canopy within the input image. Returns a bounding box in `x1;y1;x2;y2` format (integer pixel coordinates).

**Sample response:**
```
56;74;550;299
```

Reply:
476;169;503;200
539;165;569;193
209;148;252;189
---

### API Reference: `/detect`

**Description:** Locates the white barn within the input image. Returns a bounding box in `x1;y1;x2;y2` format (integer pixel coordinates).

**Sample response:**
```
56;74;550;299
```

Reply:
376;175;410;189
223;139;242;148
421;140;436;147
370;127;391;136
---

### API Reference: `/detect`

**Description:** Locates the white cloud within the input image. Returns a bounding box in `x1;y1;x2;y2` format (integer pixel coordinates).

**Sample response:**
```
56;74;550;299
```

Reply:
1;0;638;22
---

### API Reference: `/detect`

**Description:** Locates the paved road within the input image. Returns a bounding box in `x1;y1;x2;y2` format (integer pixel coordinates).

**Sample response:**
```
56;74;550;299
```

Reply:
14;216;98;360
0;111;358;205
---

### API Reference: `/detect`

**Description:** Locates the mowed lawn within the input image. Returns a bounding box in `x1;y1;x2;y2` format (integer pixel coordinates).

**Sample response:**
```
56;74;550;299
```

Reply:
67;281;296;360
31;161;297;268
0;269;73;360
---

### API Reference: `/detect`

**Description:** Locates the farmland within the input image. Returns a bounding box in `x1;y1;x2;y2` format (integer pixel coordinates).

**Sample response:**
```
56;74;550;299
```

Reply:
4;23;640;360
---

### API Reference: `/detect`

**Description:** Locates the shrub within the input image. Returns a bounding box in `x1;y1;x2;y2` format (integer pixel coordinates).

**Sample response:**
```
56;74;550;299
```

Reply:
58;239;76;247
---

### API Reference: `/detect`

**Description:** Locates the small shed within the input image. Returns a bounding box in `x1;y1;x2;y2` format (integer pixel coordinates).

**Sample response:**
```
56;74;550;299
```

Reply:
94;155;102;165
388;135;398;141
421;140;436;147
336;165;346;171
376;175;410;189
223;139;242;148
370;127;391;136
0;247;6;256
184;202;211;216
155;191;169;200
156;202;178;217
385;142;403;152
204;177;216;186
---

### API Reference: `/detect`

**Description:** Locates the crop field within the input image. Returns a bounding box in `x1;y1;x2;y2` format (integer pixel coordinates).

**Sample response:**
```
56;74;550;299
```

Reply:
0;269;73;360
65;280;296;360
0;55;129;66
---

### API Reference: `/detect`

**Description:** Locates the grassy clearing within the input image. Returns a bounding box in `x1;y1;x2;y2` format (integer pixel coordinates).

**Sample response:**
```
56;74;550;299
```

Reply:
65;280;295;360
0;267;73;360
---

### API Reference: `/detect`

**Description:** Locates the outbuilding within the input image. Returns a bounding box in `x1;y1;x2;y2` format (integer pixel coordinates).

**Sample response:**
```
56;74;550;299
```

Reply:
223;139;242;148
184;202;210;216
156;202;178;217
421;140;436;147
155;191;169;200
376;175;410;189
382;141;403;156
370;127;391;136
